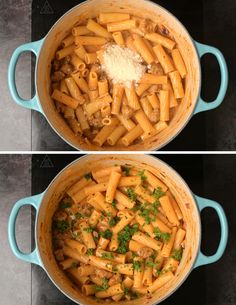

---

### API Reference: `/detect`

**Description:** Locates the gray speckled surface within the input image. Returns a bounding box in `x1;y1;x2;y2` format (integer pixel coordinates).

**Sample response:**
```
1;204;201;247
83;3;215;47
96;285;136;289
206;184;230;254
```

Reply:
0;155;31;305
0;0;32;151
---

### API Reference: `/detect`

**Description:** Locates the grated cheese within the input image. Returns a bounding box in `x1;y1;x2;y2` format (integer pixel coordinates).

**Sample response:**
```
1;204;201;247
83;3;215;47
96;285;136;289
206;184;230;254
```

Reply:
102;44;146;87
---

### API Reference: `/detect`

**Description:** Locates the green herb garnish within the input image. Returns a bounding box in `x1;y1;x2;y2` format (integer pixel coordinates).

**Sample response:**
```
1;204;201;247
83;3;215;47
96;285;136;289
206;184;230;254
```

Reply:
86;248;94;256
117;225;139;254
124;287;129;295
60;198;71;209
83;226;93;233
101;252;114;259
172;249;183;261
153;187;165;200
123;166;131;176
99;229;113;239
137;170;147;182
94;278;109;291
145;260;158;268
112;199;117;208
109;216;120;228
133;261;141;272
84;172;92;180
153;227;170;243
71;262;78;268
75;212;82;219
53;220;70;233
127;188;137;202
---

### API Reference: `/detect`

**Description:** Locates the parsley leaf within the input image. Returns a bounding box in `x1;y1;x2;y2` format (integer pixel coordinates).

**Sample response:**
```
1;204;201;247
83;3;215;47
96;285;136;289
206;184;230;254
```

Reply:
109;216;119;228
59;198;71;209
117;225;139;254
99;229;113;239
84;172;92;180
101;252;114;259
137;170;147;182
153;227;170;242
123;166;131;176
124;287;129;295
86;248;94;256
133;261;141;271
94;278;109;291
75;212;82;219
172;249;183;261
53;220;70;233
112;199;117;208
127;188;137;202
153;187;165;200
145;260;158;268
83;226;93;233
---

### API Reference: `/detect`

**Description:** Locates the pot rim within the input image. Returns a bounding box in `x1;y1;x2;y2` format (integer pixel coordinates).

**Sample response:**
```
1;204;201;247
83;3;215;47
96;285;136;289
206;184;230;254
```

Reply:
35;0;202;151
35;154;202;305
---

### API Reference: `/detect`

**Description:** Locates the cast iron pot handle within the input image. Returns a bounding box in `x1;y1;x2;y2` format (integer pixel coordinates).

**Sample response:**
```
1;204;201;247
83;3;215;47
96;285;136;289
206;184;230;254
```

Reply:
194;194;228;268
8;192;44;266
8;38;44;112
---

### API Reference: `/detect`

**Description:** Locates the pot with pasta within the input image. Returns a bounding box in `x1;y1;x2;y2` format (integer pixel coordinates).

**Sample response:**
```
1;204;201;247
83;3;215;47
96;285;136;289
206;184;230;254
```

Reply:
8;0;228;150
8;155;228;304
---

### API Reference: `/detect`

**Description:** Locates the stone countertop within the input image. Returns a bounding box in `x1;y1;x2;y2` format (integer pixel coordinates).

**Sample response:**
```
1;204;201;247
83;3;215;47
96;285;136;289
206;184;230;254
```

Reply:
0;0;236;151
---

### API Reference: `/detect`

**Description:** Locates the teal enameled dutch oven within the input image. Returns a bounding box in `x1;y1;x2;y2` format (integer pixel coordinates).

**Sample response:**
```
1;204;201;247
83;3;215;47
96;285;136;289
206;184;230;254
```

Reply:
8;0;228;151
8;155;228;304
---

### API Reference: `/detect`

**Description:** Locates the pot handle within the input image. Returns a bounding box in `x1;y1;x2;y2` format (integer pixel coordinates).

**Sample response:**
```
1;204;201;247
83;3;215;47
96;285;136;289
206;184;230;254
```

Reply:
194;41;228;114
8;192;45;266
193;194;228;268
8;38;44;112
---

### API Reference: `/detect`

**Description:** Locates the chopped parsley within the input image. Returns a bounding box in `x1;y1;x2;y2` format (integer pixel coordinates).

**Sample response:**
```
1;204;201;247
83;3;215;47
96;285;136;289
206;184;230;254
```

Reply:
53;220;70;233
59;198;71;209
137;170;147;182
145;260;158;268
124;287;129;295
83;226;93;233
86;248;94;256
153;187;165;200
71;262;78;268
133;261;141;271
99;229;113;239
151;201;160;215
75;212;82;219
94;278;109;291
109;216;119;228
127;188;137;202
123;166;131;176
153;227;170;242
117;224;139;254
101;252;114;259
139;203;155;224
84;172;92;180
112;199;117;208
172;249;183;261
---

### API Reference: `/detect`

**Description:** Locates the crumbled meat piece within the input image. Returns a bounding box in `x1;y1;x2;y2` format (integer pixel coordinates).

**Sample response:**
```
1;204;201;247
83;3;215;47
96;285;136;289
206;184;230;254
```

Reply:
148;84;162;94
87;116;104;128
51;71;65;82
137;246;154;259
53;239;64;249
54;211;67;222
148;63;164;75
52;59;61;71
62;55;71;64
54;249;64;261
94;268;113;279
60;63;74;75
53;230;71;240
159;25;170;36
108;274;122;286
149;109;160;123
97;217;109;232
121;105;134;119
93;231;99;239
139;19;157;33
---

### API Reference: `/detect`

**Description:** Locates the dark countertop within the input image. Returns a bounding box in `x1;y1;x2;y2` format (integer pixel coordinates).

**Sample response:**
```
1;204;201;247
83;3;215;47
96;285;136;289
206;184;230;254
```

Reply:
0;0;236;151
1;154;236;305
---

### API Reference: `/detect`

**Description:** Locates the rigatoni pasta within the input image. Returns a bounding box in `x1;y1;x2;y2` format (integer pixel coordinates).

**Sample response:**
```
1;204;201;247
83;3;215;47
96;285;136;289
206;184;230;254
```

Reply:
50;12;187;148
52;162;186;301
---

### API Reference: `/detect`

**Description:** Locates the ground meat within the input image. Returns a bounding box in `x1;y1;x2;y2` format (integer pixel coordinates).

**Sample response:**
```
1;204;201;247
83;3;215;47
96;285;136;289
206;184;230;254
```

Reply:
121;104;134;119
54;210;67;222
94;268;113;279
159;25;170;36
137;247;154;259
149;109;160;123
53;239;64;249
52;59;61;71
53;230;71;240
51;71;65;82
108;274;122;286
147;84;162;94
148;63;164;75
54;249;64;262
139;19;157;33
97;217;109;232
62;55;71;64
60;63;74;75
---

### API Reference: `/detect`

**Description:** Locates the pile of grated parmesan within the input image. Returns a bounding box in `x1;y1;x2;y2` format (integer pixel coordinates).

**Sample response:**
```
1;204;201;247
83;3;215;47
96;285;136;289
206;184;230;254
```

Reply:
102;44;146;87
